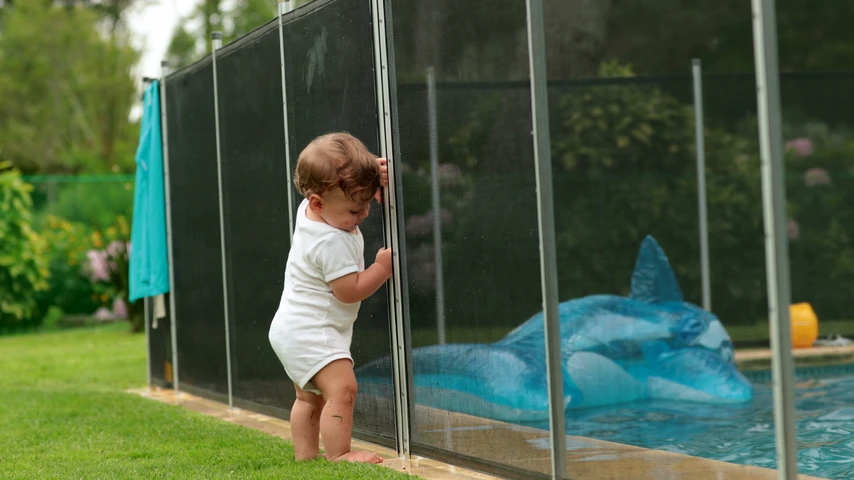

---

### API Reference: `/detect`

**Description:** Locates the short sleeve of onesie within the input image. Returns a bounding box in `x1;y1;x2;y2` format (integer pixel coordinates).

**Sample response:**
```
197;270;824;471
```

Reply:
314;233;361;283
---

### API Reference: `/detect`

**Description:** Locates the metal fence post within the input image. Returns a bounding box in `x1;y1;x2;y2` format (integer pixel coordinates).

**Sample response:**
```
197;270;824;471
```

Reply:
692;59;712;311
426;67;446;345
144;296;151;386
750;1;798;478
372;0;411;459
276;0;296;240
159;59;181;396
525;0;567;478
211;31;235;410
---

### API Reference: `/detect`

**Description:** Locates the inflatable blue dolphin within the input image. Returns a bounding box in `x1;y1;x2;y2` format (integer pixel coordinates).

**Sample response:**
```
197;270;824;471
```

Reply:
356;235;753;422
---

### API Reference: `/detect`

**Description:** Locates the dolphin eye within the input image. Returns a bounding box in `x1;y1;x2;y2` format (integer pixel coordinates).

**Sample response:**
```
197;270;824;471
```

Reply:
675;315;707;345
720;345;734;363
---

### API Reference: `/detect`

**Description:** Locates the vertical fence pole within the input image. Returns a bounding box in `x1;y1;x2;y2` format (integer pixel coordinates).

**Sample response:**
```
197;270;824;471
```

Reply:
372;0;411;459
692;59;712;311
524;0;567;478
160;59;181;396
426;67;446;345
144;296;151;387
277;0;295;240
427;69;452;449
750;1;798;478
141;78;154;390
211;31;234;410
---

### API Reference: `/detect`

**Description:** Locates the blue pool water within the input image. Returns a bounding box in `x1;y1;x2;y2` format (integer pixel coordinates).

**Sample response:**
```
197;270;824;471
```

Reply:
525;366;854;479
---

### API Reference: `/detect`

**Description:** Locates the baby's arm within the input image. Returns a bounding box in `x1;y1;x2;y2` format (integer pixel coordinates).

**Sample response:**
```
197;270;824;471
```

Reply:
329;248;392;304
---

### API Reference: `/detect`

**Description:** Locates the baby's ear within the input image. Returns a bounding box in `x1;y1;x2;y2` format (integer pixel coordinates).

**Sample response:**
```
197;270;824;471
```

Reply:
308;193;324;212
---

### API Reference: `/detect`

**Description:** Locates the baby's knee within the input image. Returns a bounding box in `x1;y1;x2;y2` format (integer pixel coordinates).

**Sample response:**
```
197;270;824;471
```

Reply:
326;382;358;405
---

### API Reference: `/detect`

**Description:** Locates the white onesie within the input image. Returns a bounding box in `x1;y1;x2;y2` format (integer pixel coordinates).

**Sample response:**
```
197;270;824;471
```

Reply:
268;199;365;394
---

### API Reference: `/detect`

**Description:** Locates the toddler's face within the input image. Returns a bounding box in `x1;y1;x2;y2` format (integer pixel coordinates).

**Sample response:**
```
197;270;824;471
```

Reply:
316;187;372;232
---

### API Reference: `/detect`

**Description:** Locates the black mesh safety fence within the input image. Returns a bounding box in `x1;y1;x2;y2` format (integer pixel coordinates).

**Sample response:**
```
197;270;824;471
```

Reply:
149;0;854;477
780;55;854;480
543;5;766;477
158;0;399;446
383;1;854;477
383;67;854;479
546;74;734;478
544;19;754;478
388;75;769;472
214;21;293;413
387;0;553;478
164;60;229;400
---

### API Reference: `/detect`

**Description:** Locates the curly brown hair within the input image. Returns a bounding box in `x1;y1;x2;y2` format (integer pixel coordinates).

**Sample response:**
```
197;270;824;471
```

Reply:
293;132;381;202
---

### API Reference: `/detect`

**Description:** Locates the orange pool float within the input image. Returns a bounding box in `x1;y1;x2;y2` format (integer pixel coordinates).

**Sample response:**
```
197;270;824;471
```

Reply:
790;302;819;349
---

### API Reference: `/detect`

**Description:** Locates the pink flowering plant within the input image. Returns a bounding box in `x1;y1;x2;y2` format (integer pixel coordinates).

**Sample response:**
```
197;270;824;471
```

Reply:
780;121;854;312
84;215;144;332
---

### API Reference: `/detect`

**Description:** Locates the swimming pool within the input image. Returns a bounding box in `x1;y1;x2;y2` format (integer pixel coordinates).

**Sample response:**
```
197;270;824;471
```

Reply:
525;364;854;479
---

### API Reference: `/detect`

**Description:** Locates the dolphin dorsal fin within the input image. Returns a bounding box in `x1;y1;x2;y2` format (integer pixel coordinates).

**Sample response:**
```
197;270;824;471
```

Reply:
629;235;683;303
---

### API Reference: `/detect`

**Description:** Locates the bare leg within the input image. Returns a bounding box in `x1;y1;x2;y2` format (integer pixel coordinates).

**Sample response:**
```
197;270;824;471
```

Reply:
290;383;324;461
311;359;383;464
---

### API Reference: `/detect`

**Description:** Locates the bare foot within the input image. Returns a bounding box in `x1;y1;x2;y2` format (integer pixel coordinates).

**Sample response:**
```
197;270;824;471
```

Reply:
294;453;323;462
330;450;383;464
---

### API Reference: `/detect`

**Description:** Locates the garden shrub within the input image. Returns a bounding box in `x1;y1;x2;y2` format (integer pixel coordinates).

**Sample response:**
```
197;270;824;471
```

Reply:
34;215;100;316
0;162;50;331
33;177;134;231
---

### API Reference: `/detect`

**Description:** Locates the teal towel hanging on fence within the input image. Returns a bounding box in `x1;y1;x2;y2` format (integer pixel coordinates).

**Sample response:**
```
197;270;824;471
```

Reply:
129;80;170;302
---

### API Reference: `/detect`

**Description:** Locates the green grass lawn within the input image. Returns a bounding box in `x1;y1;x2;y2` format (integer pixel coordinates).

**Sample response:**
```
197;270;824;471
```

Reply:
0;323;415;480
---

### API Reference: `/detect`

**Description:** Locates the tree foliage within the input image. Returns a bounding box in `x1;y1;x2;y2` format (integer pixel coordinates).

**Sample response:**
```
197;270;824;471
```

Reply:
0;0;140;174
166;0;276;70
0;162;50;330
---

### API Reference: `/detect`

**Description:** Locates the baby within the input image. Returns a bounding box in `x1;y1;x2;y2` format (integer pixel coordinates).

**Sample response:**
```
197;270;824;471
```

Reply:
268;132;392;464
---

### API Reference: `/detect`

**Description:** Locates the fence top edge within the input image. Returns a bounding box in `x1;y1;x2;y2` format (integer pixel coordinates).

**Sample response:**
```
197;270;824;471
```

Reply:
216;17;279;59
396;70;854;91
